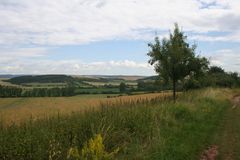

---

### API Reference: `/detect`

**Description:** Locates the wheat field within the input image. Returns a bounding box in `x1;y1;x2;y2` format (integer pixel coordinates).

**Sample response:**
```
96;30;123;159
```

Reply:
0;92;171;126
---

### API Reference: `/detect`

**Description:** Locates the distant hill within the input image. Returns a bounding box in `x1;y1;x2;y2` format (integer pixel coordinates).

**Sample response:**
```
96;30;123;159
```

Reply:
74;76;110;82
5;74;153;86
0;75;23;79
138;76;159;81
74;75;146;81
7;75;75;85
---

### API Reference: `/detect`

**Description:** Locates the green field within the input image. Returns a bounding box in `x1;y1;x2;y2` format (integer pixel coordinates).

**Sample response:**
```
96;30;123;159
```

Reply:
1;88;239;159
84;81;137;87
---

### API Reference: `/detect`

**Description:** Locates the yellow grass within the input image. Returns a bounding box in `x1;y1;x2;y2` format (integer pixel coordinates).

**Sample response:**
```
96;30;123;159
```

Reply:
0;92;171;126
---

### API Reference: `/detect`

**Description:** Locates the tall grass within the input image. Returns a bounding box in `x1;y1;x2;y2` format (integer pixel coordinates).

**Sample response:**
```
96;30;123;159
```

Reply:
0;88;231;159
0;92;170;126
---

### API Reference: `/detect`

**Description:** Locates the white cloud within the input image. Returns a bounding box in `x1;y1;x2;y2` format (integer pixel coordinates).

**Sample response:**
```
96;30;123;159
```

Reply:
0;47;49;58
0;0;240;45
0;58;154;75
0;0;240;74
209;49;240;72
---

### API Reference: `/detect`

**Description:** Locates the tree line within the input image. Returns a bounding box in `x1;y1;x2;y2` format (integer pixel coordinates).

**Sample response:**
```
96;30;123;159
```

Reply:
0;86;22;97
135;66;240;92
0;86;75;98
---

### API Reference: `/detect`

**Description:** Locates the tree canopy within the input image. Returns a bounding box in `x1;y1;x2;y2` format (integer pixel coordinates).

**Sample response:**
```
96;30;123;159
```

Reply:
147;24;208;101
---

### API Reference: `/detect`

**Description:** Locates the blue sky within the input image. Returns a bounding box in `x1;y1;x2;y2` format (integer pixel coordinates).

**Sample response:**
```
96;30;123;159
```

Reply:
0;0;239;75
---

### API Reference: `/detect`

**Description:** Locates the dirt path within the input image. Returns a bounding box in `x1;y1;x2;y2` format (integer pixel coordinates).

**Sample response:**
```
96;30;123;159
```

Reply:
201;95;240;160
217;95;240;160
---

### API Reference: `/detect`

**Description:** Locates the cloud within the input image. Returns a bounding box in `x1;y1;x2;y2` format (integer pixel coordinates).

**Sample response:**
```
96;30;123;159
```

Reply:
209;49;240;72
0;0;240;45
0;58;154;75
0;47;49;58
0;0;240;75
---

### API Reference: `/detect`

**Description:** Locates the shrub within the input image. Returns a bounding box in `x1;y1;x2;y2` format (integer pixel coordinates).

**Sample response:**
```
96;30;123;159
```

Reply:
67;134;119;160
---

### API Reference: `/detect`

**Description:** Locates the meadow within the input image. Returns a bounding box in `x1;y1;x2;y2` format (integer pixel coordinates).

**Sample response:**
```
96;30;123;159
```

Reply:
1;88;238;159
0;92;171;126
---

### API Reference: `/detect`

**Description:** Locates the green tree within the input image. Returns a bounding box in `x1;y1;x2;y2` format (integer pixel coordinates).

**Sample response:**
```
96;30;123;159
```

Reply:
147;23;208;102
208;66;224;74
119;82;126;93
137;81;145;90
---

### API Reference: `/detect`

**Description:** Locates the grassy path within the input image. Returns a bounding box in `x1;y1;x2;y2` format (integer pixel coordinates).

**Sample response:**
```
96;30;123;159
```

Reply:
216;95;240;160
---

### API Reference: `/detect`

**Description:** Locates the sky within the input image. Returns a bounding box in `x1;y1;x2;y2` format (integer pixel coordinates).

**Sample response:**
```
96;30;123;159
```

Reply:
0;0;239;76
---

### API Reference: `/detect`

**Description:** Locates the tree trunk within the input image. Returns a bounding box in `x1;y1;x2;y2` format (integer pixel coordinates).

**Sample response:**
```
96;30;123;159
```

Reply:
173;79;176;103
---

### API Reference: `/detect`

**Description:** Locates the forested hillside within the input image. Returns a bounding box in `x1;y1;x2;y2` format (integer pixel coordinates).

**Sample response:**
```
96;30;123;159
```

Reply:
7;75;75;84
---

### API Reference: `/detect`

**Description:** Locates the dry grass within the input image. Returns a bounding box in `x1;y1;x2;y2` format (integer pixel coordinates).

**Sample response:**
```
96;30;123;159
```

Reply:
0;92;171;126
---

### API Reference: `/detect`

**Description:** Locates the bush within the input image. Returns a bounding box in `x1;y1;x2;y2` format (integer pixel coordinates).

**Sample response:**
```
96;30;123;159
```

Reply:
67;134;119;160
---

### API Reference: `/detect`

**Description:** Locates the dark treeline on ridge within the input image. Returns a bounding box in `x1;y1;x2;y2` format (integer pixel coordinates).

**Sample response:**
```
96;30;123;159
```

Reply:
0;86;74;98
7;75;75;85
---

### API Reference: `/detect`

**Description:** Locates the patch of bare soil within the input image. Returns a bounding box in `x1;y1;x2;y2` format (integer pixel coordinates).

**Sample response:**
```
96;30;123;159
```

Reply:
200;145;218;160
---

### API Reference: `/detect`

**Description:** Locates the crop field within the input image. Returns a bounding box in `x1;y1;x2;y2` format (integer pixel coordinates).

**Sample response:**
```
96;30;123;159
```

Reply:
1;88;239;159
0;78;68;89
84;81;137;87
0;92;171;126
21;82;67;88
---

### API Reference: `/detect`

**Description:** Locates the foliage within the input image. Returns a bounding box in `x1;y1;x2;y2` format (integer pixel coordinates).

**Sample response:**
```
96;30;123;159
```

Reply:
208;66;225;74
75;88;119;95
119;82;126;93
147;23;208;101
0;85;75;97
0;85;22;97
183;66;240;90
7;75;75;85
67;134;119;160
48;138;62;160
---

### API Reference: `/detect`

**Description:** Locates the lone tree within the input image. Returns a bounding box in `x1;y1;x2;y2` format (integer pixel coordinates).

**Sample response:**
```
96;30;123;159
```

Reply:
147;24;208;102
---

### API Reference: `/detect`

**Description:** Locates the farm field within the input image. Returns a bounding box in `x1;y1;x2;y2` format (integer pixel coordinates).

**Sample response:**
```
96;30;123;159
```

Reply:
0;92;171;126
84;81;137;87
1;88;240;159
0;75;143;96
0;78;68;89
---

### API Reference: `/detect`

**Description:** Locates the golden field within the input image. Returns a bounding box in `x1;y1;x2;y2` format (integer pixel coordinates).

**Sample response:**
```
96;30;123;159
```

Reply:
0;92;171;126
